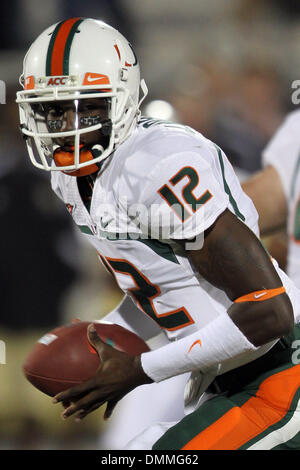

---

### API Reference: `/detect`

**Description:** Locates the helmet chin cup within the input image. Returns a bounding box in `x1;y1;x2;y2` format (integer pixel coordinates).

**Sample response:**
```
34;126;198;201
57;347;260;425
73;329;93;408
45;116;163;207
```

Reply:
91;144;105;159
53;144;104;177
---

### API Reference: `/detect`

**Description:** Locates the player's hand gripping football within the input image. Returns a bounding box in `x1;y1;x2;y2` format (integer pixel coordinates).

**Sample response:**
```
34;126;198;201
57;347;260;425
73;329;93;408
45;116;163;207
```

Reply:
52;324;153;421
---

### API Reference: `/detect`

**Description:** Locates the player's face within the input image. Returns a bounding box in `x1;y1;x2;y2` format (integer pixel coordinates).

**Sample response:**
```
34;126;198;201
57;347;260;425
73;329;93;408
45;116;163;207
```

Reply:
36;97;110;149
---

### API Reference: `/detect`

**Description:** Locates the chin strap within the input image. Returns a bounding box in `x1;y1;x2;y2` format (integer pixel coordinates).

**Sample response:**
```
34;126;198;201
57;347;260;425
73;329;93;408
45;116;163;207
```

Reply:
138;79;148;108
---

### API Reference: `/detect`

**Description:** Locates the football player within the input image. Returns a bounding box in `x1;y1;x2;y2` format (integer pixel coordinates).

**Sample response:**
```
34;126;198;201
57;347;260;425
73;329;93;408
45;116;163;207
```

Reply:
242;110;300;288
17;18;300;450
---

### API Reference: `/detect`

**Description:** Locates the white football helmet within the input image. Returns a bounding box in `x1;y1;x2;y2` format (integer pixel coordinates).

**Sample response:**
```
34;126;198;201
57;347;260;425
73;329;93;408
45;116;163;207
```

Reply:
16;17;148;176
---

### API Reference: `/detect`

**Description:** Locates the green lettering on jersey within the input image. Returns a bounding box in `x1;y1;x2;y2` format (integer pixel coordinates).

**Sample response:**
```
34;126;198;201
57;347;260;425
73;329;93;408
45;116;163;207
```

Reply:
106;258;194;330
170;167;212;212
158;167;212;222
158;184;191;222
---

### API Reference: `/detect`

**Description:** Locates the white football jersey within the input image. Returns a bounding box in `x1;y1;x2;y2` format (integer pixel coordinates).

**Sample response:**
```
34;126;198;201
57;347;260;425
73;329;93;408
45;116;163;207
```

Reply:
51;118;300;400
51;118;260;339
263;110;300;287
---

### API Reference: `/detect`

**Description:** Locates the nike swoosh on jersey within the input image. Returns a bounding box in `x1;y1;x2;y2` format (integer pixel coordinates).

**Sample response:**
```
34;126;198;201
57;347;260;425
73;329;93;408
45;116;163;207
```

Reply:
187;339;202;354
101;216;114;228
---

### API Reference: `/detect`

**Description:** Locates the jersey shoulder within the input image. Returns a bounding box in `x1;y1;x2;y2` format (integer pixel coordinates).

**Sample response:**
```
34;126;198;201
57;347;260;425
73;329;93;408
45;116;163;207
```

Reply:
135;117;213;162
127;120;230;239
262;110;300;197
263;109;300;161
108;118;219;203
282;108;300;129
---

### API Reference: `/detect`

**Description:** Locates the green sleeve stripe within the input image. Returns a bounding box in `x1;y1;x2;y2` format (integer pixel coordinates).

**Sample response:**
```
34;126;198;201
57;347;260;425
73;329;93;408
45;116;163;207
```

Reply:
78;226;179;264
290;152;300;200
293;201;300;241
78;225;93;235
102;231;179;264
215;145;245;221
137;238;179;264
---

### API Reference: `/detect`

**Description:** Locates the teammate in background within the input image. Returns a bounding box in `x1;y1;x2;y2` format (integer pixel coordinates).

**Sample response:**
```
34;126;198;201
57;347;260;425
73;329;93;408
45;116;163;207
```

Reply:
17;18;300;450
242;109;300;286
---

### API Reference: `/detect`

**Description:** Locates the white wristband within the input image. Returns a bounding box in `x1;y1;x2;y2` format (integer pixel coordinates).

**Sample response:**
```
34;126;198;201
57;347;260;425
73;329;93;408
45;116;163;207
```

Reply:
141;313;257;382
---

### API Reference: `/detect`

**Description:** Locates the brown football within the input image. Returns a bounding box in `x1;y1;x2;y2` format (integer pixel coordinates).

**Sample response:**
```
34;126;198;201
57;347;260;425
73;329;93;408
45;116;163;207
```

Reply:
23;321;150;397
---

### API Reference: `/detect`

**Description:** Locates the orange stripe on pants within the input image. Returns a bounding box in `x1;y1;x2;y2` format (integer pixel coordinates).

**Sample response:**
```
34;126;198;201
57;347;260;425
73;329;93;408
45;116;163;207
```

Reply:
182;364;300;450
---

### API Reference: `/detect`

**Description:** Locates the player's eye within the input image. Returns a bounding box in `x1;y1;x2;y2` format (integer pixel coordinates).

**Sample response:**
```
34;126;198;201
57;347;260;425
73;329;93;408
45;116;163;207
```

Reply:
78;98;110;113
47;106;65;118
31;103;46;116
78;103;98;113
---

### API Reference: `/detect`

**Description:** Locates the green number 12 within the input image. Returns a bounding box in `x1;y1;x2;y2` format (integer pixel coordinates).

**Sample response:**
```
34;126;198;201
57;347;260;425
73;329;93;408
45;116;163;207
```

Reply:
158;166;212;222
